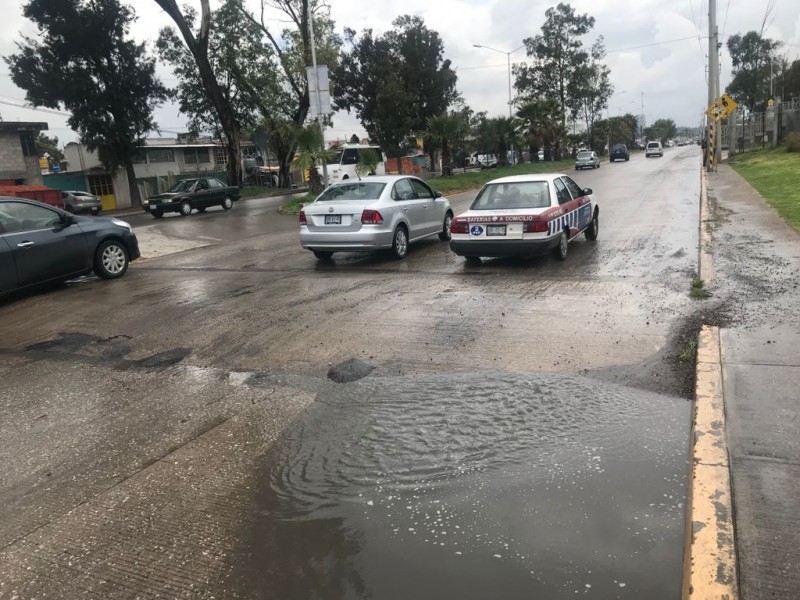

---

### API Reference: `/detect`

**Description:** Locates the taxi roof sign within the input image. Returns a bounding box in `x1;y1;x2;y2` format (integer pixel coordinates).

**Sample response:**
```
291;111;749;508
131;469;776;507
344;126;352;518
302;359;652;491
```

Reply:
706;94;738;122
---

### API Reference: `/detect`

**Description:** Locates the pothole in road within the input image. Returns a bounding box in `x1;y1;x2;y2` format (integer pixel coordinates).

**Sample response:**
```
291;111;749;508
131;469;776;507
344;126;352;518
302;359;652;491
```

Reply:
327;358;376;383
584;298;732;399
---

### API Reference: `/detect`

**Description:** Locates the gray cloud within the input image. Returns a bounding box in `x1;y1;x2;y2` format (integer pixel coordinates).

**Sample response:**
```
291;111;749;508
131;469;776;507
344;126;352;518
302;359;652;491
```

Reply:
1;0;799;142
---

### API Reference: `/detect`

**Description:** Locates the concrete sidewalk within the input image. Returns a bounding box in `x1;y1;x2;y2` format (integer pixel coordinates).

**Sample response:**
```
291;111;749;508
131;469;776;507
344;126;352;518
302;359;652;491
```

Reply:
706;164;800;600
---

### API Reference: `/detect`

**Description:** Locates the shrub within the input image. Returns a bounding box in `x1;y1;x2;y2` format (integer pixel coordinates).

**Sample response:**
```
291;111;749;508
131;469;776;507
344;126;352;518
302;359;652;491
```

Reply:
786;132;800;153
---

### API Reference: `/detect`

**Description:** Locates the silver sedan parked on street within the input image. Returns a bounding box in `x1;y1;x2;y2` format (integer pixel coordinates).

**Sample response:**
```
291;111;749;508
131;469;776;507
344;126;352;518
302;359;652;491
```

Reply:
299;176;453;260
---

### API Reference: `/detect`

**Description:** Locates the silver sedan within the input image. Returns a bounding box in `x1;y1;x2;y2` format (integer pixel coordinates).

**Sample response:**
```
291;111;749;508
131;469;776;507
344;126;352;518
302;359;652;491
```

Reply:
299;175;453;260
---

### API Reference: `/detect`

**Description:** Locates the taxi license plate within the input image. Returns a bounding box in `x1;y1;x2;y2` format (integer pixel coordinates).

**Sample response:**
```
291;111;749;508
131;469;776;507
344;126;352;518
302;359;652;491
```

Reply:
325;215;342;225
486;224;507;236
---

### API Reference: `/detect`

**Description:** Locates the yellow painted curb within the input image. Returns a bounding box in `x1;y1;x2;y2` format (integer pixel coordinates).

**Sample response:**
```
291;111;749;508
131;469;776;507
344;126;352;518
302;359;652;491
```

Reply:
682;325;738;600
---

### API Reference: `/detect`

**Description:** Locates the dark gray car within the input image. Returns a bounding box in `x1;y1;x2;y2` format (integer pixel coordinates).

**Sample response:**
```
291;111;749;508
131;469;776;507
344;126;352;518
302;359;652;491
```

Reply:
61;190;102;214
0;197;140;296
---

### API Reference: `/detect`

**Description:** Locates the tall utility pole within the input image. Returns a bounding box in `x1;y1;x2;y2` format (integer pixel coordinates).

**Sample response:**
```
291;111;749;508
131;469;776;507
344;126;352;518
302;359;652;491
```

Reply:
707;0;720;170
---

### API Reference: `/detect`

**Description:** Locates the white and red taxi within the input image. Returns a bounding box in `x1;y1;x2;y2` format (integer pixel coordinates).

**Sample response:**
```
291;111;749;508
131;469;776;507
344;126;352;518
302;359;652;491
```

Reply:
449;173;598;262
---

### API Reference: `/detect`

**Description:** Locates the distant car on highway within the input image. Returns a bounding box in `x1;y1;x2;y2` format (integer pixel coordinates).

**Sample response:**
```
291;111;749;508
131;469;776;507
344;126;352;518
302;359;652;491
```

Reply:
61;190;102;215
575;150;600;170
143;177;240;218
645;141;664;157
449;173;598;262
609;144;630;162
0;197;139;296
299;175;453;261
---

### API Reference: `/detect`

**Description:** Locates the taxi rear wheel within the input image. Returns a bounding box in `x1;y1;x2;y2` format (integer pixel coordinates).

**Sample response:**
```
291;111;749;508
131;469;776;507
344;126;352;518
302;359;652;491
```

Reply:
585;210;599;241
554;230;569;261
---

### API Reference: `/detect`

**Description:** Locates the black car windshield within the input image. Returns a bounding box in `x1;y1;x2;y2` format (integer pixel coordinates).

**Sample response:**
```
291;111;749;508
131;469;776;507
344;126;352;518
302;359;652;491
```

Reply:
167;180;196;193
471;181;551;210
577;152;593;159
316;182;387;201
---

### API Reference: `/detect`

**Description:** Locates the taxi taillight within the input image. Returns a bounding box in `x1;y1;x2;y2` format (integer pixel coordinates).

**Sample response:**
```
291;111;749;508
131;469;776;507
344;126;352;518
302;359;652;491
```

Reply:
451;218;469;234
524;221;548;233
361;209;384;224
299;210;307;225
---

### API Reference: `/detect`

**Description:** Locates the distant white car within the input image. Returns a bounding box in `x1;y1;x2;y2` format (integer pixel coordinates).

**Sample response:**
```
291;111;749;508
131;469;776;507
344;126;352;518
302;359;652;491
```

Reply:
645;141;664;157
449;173;599;262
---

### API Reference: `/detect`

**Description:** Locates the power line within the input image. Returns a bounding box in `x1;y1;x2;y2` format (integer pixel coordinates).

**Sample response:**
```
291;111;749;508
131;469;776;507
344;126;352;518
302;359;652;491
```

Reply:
606;36;700;54
0;99;71;117
721;0;731;38
457;35;703;73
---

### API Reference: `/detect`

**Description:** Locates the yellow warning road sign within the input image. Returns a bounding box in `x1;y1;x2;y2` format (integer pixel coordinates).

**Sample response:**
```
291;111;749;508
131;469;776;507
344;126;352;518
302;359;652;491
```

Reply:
706;94;738;122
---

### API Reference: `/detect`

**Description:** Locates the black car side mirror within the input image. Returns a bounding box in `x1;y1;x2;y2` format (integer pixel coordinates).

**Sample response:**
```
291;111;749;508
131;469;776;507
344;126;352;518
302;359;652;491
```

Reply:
582;188;593;196
61;212;75;227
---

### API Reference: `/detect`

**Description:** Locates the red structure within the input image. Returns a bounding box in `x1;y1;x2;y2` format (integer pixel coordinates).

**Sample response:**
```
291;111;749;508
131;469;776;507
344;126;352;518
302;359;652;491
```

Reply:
0;185;64;209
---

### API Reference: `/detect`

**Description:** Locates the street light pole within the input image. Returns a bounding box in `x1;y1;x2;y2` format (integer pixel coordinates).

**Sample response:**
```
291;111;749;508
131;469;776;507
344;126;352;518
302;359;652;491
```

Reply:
473;43;525;163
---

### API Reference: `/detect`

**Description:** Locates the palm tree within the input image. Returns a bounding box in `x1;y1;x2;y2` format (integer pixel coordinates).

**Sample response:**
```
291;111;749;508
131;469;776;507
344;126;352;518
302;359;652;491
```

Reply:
427;113;465;176
355;147;380;178
516;99;562;161
492;116;517;166
291;123;336;194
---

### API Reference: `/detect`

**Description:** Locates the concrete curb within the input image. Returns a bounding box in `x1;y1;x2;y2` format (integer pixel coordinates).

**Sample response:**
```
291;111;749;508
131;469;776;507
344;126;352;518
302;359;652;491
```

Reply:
682;167;738;599
699;169;715;286
683;326;738;600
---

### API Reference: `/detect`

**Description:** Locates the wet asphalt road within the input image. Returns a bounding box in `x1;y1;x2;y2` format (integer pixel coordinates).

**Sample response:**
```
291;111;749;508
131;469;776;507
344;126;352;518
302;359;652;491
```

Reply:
0;147;702;599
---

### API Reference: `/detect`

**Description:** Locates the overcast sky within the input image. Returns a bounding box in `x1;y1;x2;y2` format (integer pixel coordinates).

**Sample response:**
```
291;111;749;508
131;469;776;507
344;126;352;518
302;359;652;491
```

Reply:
1;0;799;145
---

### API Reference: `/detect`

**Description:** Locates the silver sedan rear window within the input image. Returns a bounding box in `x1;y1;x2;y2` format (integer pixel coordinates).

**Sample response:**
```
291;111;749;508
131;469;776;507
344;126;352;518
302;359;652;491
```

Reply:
317;182;387;201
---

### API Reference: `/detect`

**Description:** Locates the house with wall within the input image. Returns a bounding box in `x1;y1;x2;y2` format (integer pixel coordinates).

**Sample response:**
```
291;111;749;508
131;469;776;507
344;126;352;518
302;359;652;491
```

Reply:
0;121;48;187
52;137;273;210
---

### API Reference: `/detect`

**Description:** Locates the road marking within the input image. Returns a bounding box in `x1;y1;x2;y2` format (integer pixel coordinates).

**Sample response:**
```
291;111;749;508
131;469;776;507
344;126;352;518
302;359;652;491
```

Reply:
135;228;219;259
683;325;738;600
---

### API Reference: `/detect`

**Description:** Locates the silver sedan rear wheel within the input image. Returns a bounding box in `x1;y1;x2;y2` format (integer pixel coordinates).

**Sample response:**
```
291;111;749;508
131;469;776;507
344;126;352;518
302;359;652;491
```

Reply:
438;213;452;241
391;226;408;259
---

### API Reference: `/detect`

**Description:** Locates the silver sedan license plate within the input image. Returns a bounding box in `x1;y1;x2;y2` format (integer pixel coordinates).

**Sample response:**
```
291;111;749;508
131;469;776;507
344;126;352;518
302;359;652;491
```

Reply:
325;214;342;225
487;224;506;236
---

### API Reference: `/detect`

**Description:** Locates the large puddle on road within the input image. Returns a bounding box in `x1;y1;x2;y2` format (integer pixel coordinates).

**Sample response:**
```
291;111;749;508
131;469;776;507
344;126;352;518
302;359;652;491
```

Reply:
239;372;689;599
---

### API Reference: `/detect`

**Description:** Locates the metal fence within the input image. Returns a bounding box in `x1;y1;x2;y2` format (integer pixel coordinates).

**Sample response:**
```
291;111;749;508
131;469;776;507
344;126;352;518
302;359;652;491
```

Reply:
725;96;800;152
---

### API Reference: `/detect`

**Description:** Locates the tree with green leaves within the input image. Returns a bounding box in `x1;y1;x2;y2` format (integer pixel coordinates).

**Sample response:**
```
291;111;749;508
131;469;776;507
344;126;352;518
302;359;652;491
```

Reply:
154;0;245;187
6;0;167;206
569;37;612;152
726;31;782;114
472;116;518;166
333;15;459;165
644;118;677;145
233;0;340;187
426;113;467;176
157;1;277;140
355;148;380;178
590;113;639;151
291;123;335;193
36;133;64;164
515;3;598;137
516;99;563;161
